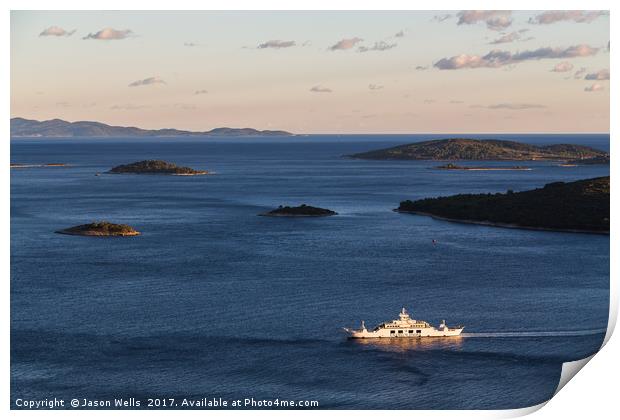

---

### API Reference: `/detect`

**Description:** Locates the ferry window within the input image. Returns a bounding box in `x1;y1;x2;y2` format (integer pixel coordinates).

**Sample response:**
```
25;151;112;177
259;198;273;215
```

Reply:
398;330;403;333
390;330;395;333
408;330;414;333
416;330;421;333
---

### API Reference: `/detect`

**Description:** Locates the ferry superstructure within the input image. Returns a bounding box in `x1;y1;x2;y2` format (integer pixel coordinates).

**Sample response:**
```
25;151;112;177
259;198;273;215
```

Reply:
344;308;464;338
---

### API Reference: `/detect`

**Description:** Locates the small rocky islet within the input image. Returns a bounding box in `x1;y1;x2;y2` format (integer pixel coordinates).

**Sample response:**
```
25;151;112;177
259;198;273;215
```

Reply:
108;160;209;175
56;221;140;237
260;204;338;217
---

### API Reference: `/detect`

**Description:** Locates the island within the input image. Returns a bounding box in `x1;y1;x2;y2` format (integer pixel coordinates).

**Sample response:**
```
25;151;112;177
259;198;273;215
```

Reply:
10;163;68;168
260;204;338;217
396;176;609;233
56;221;140;236
566;156;610;165
10;117;292;137
349;138;608;161
436;163;531;171
108;160;209;175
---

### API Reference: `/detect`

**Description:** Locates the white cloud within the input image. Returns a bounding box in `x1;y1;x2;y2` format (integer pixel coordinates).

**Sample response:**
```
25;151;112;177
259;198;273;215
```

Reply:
194;90;208;95
358;41;397;52
489;32;520;44
585;69;610;80
128;77;166;87
328;37;363;51
435;44;599;70
368;84;384;90
529;11;608;25
584;83;604;92
110;104;150;110
474;103;547;110
456;11;512;31
551;62;574;72
574;67;587;79
310;85;332;93
39;26;75;37
258;40;296;49
83;28;133;40
432;14;453;23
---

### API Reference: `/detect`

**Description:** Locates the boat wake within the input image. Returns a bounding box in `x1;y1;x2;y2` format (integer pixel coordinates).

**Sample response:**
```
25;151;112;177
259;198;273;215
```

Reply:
461;329;606;338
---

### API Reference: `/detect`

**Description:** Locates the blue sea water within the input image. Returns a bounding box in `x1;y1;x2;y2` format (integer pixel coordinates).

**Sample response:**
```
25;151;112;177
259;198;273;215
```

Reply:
10;134;610;409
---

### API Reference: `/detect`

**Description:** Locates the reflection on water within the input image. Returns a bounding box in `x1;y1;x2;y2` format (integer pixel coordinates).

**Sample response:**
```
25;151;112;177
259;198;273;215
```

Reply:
351;336;465;352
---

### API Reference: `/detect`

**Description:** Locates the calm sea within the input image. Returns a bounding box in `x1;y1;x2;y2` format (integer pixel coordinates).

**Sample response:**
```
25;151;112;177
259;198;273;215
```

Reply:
10;134;610;409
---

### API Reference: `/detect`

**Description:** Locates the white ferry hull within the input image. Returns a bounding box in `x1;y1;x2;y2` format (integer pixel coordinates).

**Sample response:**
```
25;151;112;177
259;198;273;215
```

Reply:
348;327;464;339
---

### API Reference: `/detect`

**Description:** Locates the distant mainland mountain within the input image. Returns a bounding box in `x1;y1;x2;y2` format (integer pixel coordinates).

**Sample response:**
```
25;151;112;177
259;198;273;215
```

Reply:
349;138;608;162
397;176;610;233
10;117;293;138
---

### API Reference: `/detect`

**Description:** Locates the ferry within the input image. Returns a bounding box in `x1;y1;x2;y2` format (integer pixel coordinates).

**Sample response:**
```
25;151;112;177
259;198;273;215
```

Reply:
343;308;464;338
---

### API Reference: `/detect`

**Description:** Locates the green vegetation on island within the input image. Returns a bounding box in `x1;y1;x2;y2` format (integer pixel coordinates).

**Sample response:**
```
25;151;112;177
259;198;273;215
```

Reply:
56;221;140;236
260;204;338;217
108;160;209;175
396;176;609;233
349;138;608;161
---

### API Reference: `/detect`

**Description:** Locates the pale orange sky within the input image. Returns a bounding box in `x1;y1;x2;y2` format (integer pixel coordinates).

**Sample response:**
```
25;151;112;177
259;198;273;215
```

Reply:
11;10;610;133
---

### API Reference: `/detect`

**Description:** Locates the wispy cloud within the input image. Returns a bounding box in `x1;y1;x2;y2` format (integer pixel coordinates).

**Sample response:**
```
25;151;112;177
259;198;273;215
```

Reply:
128;77;166;87
310;85;333;93
173;103;198;110
368;84;384;90
551;62;574;72
456;11;512;31
489;32;521;44
194;89;208;95
529;10;608;25
434;44;599;70
415;65;428;71
39;26;75;37
574;67;587;79
257;40;296;49
328;37;363;51
584;83;604;92
394;30;405;38
184;42;206;47
432;14;453;23
472;103;546;110
585;69;610;80
358;41;397;52
83;28;133;40
110;104;150;110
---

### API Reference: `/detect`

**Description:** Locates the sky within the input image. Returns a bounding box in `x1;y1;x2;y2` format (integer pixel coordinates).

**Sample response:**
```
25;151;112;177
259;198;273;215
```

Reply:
10;10;610;134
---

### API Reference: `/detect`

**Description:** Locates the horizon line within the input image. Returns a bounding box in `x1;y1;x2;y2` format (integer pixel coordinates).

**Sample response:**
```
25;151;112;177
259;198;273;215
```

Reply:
9;116;611;136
